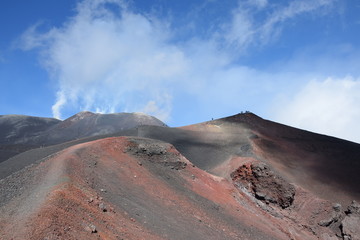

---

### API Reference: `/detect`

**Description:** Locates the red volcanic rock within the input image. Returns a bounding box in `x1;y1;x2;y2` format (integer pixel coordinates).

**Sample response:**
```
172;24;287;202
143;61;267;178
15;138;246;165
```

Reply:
1;112;360;240
0;136;320;239
231;161;295;209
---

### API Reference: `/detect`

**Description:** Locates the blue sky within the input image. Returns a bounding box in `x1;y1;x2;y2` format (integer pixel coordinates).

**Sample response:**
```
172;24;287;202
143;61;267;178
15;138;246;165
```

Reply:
1;0;360;143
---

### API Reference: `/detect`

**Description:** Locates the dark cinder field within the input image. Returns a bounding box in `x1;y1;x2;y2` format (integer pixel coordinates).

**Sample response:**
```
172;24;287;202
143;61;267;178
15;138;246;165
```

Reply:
0;112;359;239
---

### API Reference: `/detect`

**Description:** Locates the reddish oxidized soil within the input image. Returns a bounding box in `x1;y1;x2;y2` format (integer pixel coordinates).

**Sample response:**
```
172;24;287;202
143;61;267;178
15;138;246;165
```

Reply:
1;113;360;240
0;136;314;239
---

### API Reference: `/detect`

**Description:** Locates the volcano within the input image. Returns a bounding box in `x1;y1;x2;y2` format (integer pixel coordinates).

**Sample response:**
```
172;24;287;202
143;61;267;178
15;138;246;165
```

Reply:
0;112;359;240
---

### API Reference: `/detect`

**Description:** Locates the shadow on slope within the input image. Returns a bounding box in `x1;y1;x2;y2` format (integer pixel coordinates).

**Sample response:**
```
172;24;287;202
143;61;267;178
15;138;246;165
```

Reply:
0;112;166;163
0;137;286;240
221;113;360;204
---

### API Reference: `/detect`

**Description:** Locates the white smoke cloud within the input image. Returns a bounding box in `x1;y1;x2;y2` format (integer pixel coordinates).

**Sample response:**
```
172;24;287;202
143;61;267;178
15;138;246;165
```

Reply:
18;0;340;125
273;76;360;143
140;93;172;122
19;0;187;121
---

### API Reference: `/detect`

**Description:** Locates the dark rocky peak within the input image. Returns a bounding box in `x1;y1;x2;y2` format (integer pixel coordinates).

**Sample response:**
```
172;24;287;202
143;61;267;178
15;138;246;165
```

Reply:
65;111;96;122
217;112;264;128
39;112;167;145
0;115;60;144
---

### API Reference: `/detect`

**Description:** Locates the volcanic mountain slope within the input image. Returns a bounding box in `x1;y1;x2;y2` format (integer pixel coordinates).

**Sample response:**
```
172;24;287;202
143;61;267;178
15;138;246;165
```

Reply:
37;111;166;145
0;111;166;163
0;112;360;239
219;113;360;206
0;115;60;161
0;115;60;145
0;137;294;240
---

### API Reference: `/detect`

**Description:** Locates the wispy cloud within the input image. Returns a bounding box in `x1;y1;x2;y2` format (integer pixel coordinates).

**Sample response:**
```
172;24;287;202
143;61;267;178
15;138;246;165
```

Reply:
221;0;335;50
19;0;186;120
250;0;268;9
259;0;334;43
17;0;345;128
16;22;49;51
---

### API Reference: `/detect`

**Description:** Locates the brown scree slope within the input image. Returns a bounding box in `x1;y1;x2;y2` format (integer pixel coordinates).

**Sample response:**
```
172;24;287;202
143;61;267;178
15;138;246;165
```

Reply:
0;112;360;239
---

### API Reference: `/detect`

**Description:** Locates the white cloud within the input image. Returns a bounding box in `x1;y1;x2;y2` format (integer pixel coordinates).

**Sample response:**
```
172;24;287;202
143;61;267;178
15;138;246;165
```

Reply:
52;91;67;119
19;0;187;121
17;0;344;128
17;23;48;51
273;76;360;143
139;93;172;122
223;7;254;49
222;0;335;49
261;0;334;36
250;0;268;9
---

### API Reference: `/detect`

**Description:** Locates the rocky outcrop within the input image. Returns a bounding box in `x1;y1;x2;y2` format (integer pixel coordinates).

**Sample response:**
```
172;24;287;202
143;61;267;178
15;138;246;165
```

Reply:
319;203;343;227
316;200;360;240
125;137;187;170
231;162;295;209
341;201;360;240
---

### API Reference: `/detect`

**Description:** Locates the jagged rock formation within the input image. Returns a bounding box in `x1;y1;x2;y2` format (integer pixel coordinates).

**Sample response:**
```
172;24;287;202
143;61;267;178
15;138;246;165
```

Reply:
231;162;295;209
